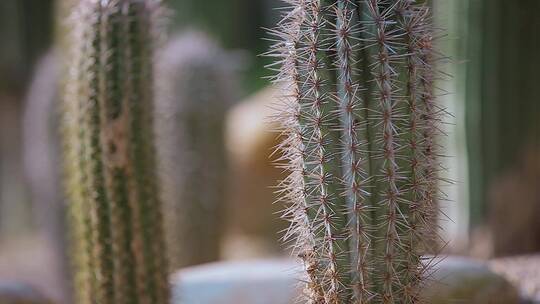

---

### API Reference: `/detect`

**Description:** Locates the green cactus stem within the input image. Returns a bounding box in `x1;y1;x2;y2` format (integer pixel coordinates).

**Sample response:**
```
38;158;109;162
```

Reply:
62;1;169;303
155;31;238;269
270;0;446;303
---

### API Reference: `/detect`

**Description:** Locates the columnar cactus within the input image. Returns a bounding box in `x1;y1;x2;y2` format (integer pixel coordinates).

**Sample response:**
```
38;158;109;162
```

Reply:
23;51;73;304
464;0;540;226
155;31;237;269
62;1;169;303
271;0;444;303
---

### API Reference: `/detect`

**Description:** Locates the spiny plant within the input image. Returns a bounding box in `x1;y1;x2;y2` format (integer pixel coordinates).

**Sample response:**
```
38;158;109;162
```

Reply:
155;31;237;269
23;51;73;304
465;0;540;226
269;0;446;303
62;0;169;303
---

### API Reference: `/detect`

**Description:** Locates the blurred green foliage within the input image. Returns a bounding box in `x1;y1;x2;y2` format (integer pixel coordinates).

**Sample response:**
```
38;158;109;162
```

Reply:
0;0;54;94
0;0;54;239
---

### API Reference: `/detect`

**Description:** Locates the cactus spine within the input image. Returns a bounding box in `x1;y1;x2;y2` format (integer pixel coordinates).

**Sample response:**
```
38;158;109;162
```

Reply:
155;31;236;269
271;0;444;303
63;1;169;303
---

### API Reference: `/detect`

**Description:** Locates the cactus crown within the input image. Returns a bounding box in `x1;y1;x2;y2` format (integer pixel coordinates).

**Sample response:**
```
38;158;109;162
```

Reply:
62;0;169;303
270;0;445;303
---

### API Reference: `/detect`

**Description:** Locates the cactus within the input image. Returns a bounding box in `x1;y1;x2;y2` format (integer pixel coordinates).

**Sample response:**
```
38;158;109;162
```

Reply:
155;31;237;269
62;1;169;303
23;51;73;304
270;0;445;303
462;0;540;226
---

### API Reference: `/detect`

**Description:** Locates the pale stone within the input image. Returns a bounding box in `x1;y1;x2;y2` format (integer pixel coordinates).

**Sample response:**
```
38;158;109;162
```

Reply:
171;256;522;304
490;255;540;303
171;259;299;304
0;281;53;304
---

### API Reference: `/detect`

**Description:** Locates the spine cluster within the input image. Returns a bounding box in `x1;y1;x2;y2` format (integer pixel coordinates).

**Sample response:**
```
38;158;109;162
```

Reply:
270;0;445;303
63;1;169;303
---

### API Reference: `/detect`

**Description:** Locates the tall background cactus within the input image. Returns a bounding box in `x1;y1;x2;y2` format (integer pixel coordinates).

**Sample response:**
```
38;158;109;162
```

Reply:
155;31;238;269
271;0;445;302
461;0;540;256
62;1;169;303
23;51;73;304
431;0;540;256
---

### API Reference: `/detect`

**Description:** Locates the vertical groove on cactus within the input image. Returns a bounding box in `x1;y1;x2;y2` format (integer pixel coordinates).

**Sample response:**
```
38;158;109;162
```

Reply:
63;1;169;303
335;1;371;301
367;1;405;300
270;0;446;303
155;31;237;270
396;2;436;300
309;3;348;303
399;2;422;300
418;26;439;257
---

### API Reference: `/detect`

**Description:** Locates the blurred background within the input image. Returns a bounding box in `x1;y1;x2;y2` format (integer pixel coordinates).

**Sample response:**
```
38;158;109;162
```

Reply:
0;0;538;303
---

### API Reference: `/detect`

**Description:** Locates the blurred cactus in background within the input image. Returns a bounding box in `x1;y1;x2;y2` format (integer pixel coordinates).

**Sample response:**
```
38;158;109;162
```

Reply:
465;0;540;226
166;0;279;91
23;51;72;304
155;31;238;269
270;0;446;302
488;148;540;256
62;1;169;303
458;0;540;256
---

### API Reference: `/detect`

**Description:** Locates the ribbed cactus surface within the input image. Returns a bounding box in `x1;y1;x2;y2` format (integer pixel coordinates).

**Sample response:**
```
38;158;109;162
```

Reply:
271;0;444;303
155;31;237;269
62;1;169;303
